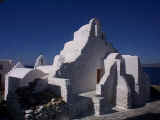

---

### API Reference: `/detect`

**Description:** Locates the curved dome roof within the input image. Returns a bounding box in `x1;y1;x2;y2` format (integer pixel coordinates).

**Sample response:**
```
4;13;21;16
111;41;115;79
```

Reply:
8;68;33;79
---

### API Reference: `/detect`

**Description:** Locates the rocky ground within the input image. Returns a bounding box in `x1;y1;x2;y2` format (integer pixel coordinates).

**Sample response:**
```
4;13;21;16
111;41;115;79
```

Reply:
2;98;160;120
1;86;160;120
15;84;71;120
0;82;71;120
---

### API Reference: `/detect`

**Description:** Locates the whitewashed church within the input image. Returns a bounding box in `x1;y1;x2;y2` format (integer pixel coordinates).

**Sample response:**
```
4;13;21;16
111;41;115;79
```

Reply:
3;18;150;116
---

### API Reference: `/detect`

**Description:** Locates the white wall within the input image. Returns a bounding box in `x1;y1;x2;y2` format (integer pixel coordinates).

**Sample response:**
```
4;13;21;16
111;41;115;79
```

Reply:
49;77;70;102
49;18;116;94
96;53;121;106
21;70;48;92
5;69;48;100
122;55;139;86
0;60;13;91
117;55;147;108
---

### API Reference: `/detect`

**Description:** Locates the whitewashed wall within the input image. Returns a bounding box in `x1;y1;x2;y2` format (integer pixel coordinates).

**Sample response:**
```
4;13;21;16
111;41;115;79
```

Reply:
5;68;48;100
0;60;13;91
49;18;116;94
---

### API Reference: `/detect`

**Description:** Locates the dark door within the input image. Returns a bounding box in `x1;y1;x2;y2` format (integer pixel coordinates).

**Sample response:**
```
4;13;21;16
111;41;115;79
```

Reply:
0;74;1;88
97;69;101;84
97;68;104;84
0;74;5;96
0;74;2;94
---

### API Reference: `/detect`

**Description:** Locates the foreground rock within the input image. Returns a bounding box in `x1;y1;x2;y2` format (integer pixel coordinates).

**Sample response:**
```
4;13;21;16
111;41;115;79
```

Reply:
7;81;71;120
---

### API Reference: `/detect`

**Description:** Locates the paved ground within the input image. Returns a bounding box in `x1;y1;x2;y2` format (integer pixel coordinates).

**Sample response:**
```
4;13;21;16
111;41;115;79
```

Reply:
77;100;160;120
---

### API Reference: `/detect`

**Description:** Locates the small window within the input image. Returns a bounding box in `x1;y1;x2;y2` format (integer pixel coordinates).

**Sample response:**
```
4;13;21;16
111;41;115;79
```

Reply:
0;65;3;70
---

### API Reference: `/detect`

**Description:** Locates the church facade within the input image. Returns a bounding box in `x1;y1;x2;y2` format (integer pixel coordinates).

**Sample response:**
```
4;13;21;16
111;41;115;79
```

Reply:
4;18;150;116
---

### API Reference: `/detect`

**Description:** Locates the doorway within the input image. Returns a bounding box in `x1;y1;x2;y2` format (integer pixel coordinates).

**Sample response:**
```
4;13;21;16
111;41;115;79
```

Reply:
0;74;2;88
0;74;2;95
97;69;103;84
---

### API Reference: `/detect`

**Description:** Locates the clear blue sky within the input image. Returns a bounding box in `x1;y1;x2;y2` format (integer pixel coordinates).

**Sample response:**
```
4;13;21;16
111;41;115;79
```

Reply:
0;0;160;65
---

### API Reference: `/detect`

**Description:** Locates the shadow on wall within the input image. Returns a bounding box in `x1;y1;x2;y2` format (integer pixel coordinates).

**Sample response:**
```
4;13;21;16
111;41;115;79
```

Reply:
123;74;135;108
120;58;145;108
103;62;117;106
71;95;94;119
149;86;160;102
48;84;61;97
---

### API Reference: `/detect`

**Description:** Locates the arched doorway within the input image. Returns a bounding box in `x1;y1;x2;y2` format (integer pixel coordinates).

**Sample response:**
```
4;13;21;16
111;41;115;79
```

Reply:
0;74;4;96
96;68;104;84
0;74;2;89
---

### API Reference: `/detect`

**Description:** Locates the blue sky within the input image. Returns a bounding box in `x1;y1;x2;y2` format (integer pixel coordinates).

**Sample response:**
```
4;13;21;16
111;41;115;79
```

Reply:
0;0;160;65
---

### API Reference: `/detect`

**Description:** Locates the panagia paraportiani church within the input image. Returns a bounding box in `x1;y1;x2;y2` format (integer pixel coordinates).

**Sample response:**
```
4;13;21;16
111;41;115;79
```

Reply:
4;18;150;116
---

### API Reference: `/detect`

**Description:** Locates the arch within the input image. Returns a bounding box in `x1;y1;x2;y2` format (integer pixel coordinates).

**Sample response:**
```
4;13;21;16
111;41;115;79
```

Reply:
20;69;47;88
96;53;121;106
97;53;121;86
7;68;48;91
5;68;48;100
27;77;48;93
